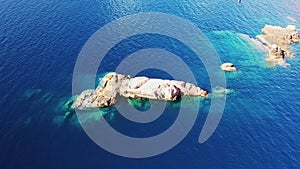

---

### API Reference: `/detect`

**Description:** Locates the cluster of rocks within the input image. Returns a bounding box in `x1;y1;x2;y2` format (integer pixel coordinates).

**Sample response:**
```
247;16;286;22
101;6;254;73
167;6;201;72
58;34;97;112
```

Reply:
72;72;208;110
256;25;300;64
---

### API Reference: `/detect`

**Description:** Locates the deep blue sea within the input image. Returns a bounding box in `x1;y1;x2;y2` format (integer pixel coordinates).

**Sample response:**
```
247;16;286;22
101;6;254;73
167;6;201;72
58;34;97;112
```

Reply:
1;0;300;168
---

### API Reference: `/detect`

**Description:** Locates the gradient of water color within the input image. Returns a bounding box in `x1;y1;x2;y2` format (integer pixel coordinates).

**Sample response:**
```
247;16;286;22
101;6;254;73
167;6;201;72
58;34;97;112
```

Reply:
0;0;299;168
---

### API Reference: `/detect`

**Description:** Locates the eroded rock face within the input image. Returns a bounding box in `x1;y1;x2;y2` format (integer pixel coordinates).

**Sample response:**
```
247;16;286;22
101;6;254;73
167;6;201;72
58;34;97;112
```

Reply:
120;78;207;101
72;87;116;110
267;44;285;61
72;73;130;110
99;72;130;96
120;78;181;101
72;72;208;109
256;25;300;63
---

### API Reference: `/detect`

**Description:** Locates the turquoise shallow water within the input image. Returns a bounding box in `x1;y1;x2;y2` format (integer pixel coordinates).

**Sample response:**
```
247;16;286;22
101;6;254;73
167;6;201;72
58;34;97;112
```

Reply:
0;0;300;168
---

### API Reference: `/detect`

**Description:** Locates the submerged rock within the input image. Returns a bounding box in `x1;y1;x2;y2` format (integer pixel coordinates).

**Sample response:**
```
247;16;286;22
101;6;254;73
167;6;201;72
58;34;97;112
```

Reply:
256;25;300;64
22;88;42;100
63;111;72;120
127;98;151;111
220;63;237;72
72;72;208;110
212;86;233;95
211;87;234;99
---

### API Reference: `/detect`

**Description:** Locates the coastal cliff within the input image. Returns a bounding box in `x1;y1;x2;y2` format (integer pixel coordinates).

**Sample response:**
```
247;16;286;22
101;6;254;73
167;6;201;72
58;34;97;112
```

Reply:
256;25;300;64
73;72;208;110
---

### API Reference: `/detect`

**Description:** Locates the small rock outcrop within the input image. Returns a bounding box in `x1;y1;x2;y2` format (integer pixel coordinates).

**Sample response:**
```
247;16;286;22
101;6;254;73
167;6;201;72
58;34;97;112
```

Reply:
220;63;237;72
256;25;300;64
73;72;208;110
267;44;285;61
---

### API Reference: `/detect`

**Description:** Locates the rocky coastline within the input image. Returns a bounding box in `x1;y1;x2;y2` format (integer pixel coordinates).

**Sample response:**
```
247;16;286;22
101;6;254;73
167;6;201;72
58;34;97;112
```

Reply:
72;72;208;110
256;25;300;65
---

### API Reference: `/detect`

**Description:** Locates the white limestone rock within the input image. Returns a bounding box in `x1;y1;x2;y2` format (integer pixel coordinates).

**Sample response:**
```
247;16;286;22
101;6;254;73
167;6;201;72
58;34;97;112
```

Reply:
73;72;208;109
220;63;237;72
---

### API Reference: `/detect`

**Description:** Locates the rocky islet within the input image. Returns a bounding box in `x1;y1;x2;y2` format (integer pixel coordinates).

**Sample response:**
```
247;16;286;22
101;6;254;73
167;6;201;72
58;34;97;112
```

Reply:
256;25;300;64
72;72;208;110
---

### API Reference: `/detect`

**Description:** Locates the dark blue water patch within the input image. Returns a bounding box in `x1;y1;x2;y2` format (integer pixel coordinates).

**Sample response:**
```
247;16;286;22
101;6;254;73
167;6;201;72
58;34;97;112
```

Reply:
99;34;206;70
97;33;210;89
107;102;179;138
0;0;117;100
136;68;174;80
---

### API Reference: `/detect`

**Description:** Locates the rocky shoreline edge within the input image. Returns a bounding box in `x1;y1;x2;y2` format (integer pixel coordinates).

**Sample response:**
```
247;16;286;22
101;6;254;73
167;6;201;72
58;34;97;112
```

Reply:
256;25;300;65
